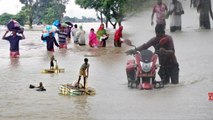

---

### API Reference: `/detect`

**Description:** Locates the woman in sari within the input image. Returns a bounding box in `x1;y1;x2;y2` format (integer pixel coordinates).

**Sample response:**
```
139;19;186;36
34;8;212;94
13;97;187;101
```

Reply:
96;24;108;47
89;28;99;48
114;25;123;47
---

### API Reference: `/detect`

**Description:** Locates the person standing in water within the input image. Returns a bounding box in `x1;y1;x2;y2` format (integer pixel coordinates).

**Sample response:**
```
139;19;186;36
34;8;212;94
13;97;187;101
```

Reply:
168;0;184;32
151;0;168;30
89;28;99;48
50;55;57;70
190;0;199;8
66;24;72;43
76;25;86;46
77;58;89;89
57;24;68;49
114;25;123;47
41;32;59;52
96;24;109;47
126;24;179;85
72;24;79;44
197;0;213;29
2;29;25;58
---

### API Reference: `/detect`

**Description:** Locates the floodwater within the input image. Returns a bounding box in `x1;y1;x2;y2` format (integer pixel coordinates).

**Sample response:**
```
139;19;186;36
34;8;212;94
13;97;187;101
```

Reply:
0;1;213;120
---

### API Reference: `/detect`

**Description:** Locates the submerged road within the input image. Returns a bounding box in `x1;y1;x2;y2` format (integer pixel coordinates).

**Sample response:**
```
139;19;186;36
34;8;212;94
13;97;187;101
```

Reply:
0;0;213;119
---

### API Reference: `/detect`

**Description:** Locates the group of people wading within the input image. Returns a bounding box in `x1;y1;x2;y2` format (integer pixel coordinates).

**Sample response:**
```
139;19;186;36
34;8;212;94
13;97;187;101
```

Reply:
2;0;213;86
151;0;213;32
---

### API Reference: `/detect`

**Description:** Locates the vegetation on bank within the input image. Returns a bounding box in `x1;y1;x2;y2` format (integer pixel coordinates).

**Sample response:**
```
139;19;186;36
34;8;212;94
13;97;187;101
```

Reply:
0;0;149;29
0;13;98;26
62;16;98;23
75;0;148;28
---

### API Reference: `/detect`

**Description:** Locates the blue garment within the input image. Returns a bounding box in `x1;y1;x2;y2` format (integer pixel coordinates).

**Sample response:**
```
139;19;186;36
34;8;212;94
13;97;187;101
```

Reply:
53;20;60;28
41;35;59;51
3;35;23;51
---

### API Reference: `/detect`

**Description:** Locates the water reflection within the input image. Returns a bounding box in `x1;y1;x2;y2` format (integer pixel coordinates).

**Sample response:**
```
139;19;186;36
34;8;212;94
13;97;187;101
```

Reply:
46;51;54;57
73;96;90;118
59;49;68;57
10;58;20;68
84;48;101;57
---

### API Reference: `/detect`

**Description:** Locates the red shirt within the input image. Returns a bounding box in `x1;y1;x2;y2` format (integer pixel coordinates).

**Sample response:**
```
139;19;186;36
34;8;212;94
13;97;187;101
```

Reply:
114;29;123;41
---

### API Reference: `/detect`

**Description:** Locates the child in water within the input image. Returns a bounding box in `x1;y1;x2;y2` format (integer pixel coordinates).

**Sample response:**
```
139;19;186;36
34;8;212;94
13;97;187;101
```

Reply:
2;29;25;58
36;82;46;91
77;58;89;89
29;82;46;91
41;32;59;52
50;55;57;70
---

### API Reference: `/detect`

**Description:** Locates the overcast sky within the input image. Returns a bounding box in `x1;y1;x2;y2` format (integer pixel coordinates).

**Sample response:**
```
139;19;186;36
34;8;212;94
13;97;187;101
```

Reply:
0;0;96;18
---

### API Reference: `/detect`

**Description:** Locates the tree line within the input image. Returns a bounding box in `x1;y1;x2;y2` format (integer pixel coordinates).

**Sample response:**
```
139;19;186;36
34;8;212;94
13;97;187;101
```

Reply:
75;0;148;28
0;0;149;29
62;16;98;23
0;0;70;28
0;13;98;26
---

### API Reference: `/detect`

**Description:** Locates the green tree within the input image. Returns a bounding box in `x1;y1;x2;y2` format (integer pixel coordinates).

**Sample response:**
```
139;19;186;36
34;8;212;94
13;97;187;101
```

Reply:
0;13;14;25
75;0;123;28
14;8;29;26
41;4;66;24
75;0;104;23
19;0;38;28
0;9;27;26
75;0;146;29
19;0;70;27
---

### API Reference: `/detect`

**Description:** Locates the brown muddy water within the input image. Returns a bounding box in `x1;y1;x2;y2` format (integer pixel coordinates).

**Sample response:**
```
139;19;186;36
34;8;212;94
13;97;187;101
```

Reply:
0;1;213;120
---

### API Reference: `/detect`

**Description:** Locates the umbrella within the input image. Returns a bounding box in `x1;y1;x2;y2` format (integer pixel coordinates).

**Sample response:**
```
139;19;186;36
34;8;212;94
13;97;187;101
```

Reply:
65;21;73;28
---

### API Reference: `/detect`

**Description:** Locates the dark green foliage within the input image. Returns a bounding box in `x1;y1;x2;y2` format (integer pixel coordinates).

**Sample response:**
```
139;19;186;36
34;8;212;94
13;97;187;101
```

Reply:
18;0;70;28
0;13;14;25
75;0;147;28
0;8;28;26
14;8;29;26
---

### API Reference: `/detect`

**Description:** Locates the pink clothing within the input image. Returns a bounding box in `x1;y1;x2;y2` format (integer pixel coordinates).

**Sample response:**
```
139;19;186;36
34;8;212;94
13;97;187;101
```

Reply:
10;51;20;58
153;3;168;24
89;31;99;47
